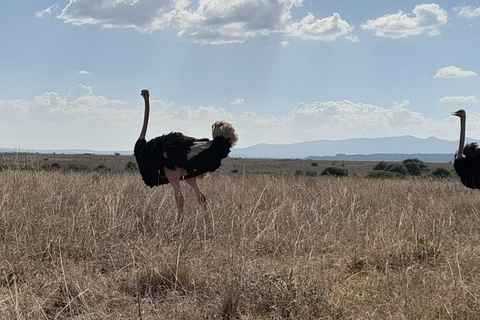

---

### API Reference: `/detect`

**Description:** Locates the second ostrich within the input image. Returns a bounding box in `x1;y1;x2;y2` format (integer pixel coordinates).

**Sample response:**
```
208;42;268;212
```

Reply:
134;89;238;215
452;109;480;189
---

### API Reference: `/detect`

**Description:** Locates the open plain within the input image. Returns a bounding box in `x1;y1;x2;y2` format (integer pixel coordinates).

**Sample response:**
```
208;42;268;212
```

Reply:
0;153;479;319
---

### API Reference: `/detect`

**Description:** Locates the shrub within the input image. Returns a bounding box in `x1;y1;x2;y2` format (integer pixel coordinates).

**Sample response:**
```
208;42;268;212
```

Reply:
403;158;429;176
404;161;421;176
385;163;407;176
294;170;303;176
373;161;388;170
321;166;348;177
373;159;428;177
125;161;138;172
305;171;318;177
311;162;318;167
47;163;61;170
95;164;111;172
430;167;451;178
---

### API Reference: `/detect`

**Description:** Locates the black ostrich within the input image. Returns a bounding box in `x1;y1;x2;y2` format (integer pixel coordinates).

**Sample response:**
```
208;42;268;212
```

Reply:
452;109;480;189
134;89;238;215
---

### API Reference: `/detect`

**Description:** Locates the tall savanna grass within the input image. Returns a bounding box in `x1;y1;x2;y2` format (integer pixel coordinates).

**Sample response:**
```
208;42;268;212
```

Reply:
1;164;479;319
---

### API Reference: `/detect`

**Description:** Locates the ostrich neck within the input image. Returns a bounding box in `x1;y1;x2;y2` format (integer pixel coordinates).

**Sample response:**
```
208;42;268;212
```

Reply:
139;96;150;140
457;115;466;159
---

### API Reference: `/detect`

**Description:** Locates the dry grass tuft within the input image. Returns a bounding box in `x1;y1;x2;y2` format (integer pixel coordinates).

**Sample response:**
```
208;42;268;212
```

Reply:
1;160;480;319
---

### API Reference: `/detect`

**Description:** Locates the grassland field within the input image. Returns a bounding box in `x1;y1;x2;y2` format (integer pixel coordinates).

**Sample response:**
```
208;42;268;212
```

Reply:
1;153;479;319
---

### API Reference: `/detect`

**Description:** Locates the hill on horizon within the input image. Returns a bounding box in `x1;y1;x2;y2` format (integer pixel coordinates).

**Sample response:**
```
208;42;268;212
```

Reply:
229;135;463;162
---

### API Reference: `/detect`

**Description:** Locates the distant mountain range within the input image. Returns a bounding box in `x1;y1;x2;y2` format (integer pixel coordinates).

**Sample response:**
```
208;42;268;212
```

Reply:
1;135;468;163
229;135;465;163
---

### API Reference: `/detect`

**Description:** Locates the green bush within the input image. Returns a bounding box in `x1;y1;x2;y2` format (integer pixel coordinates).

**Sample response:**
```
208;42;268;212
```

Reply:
373;161;388;170
321;166;348;177
404;161;421;176
95;164;110;172
402;158;428;168
385;163;407;176
294;170;303;176
430;167;451;178
373;159;430;177
403;158;429;176
125;161;138;172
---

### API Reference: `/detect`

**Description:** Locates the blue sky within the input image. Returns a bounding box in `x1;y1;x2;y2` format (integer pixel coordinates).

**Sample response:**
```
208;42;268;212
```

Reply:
1;0;480;152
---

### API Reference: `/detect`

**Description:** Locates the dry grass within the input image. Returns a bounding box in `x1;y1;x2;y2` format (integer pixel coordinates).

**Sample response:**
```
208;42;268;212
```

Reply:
0;158;479;319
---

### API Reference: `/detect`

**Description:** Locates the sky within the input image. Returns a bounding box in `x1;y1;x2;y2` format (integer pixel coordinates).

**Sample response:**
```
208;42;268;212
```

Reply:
1;0;480;152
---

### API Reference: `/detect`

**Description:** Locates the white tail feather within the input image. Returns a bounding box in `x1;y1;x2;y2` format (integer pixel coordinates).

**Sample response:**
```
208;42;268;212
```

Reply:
212;121;238;146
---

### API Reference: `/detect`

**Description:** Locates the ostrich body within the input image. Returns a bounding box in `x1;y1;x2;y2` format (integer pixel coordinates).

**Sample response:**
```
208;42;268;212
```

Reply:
134;89;238;215
453;109;480;189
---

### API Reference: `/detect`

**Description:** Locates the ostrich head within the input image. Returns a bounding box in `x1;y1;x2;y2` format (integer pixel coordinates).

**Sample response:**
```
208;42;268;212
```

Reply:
141;89;149;98
452;109;466;118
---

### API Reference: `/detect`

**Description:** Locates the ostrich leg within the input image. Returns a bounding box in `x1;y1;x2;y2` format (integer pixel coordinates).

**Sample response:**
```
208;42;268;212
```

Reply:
164;168;185;218
185;177;207;210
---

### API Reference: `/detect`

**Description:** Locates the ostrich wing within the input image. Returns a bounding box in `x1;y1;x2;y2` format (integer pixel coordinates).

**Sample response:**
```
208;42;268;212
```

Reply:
185;136;232;174
454;143;480;189
463;142;479;158
187;140;213;160
143;132;197;170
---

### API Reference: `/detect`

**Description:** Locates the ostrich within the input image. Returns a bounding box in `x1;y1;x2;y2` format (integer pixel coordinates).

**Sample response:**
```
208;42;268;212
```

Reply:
452;109;480;189
134;89;238;215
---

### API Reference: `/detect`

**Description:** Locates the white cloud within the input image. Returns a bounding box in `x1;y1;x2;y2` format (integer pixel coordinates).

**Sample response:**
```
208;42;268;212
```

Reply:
284;12;356;41
176;0;304;44
434;66;477;78
53;0;356;44
77;70;90;75
361;3;448;38
34;4;59;18
0;86;470;150
438;96;480;104
67;84;94;102
290;100;423;132
280;40;290;47
455;6;480;19
57;0;187;32
230;98;245;105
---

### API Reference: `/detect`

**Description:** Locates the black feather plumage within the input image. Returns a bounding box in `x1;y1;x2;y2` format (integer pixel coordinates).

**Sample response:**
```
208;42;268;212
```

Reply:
134;131;235;187
454;142;480;189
